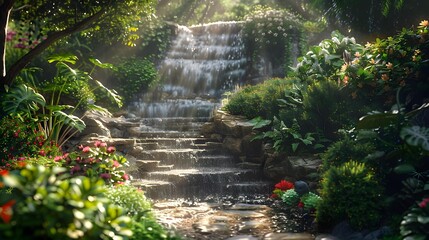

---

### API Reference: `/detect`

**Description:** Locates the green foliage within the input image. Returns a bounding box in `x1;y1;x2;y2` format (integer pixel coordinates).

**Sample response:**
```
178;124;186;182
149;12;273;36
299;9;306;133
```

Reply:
224;77;299;119
317;161;384;230
105;185;152;219
400;197;429;240
293;30;363;83
321;135;377;172
253;117;315;153
2;84;45;117
281;189;300;207
242;6;305;75
105;185;181;240
301;192;322;211
0;115;45;165
114;58;159;103
301;80;363;139
0;165;132;239
62;141;131;185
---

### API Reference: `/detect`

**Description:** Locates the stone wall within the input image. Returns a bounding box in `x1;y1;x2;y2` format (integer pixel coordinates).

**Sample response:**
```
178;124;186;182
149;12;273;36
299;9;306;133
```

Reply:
202;110;322;183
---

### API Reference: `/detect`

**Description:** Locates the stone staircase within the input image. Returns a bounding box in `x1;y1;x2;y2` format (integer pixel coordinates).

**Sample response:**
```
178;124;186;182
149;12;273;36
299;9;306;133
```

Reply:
127;116;273;200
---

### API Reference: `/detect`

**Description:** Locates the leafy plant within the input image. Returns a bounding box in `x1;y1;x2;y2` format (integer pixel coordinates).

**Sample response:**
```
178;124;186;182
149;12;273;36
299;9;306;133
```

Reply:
253;117;315;153
61;140;131;185
114;57;158;103
0;165;132;240
400;197;429;239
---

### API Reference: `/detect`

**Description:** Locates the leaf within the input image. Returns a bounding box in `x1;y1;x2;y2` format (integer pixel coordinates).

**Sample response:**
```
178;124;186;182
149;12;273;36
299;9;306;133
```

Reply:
94;80;123;108
47;53;78;64
2;84;46;115
53;111;86;132
89;58;115;69
291;143;299;152
356;112;399;129
400;126;429;151
248;117;271;129
394;164;416;175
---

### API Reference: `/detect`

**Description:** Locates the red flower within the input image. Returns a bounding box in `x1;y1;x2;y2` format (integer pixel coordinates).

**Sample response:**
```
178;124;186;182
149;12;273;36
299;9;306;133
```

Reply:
0;169;8;176
419;197;429;208
106;146;116;153
274;180;294;191
297;201;304;208
94;141;102;147
270;193;279;199
0;200;16;223
39;150;46;156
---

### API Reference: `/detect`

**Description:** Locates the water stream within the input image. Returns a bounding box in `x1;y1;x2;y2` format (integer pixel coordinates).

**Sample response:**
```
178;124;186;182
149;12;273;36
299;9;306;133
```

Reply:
126;21;295;239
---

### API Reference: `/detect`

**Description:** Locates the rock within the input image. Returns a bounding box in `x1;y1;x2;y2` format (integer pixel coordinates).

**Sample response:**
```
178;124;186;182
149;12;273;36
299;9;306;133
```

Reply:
80;117;111;138
315;234;340;240
222;210;266;219
294;181;310;196
241;134;263;157
264;154;322;182
226;235;259;240
110;127;124;138
263;233;315;240
201;122;215;137
228;203;268;211
223;137;242;155
238;220;269;233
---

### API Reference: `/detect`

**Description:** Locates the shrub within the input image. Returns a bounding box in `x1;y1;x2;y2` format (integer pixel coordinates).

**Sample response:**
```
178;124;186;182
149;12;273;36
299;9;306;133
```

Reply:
0;165;132;240
224;77;299;119
105;184;181;240
61;140;131;185
114;57;158;103
301;80;365;140
317;161;384;230
321;135;377;172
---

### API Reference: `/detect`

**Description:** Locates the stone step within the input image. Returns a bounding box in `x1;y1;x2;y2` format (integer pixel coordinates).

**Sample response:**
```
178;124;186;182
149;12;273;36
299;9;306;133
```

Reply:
134;155;237;171
135;138;221;150
134;148;229;163
225;181;274;196
132;131;204;139
142;168;261;184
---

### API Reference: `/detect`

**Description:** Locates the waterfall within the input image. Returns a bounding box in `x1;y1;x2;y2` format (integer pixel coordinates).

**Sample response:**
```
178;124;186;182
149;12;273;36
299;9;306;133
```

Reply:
128;21;246;118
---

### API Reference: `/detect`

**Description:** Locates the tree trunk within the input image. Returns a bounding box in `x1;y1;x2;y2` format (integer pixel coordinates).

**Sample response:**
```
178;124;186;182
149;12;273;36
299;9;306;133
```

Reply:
0;0;14;89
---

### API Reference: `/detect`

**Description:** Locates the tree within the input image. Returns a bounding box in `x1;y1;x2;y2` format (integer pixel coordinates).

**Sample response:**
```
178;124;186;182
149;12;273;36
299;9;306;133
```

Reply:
0;0;156;90
309;0;429;39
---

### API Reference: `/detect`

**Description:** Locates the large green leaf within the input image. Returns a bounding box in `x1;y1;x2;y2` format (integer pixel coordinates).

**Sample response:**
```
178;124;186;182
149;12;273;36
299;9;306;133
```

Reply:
2;84;46;115
400;126;429;151
53;111;86;132
356;112;399;129
94;80;123;108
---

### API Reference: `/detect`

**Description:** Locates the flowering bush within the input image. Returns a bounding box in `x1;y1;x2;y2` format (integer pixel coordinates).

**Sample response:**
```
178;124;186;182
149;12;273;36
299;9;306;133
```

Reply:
61;141;131;185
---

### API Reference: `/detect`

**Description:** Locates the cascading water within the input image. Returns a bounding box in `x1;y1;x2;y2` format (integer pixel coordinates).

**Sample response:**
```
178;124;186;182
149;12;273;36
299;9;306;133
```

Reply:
128;21;273;201
128;21;247;118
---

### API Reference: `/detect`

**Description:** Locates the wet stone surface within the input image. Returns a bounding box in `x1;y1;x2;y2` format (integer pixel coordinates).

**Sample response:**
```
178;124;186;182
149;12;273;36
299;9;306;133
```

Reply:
152;195;317;240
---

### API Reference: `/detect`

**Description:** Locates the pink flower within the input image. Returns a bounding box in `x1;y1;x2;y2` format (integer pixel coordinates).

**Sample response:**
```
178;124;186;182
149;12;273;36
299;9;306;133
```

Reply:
112;160;120;168
106;146;116;153
39;150;46;156
100;173;111;179
14;43;26;49
54;156;62;162
94;141;102;147
122;174;129;181
82;146;91;153
418;198;429;208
